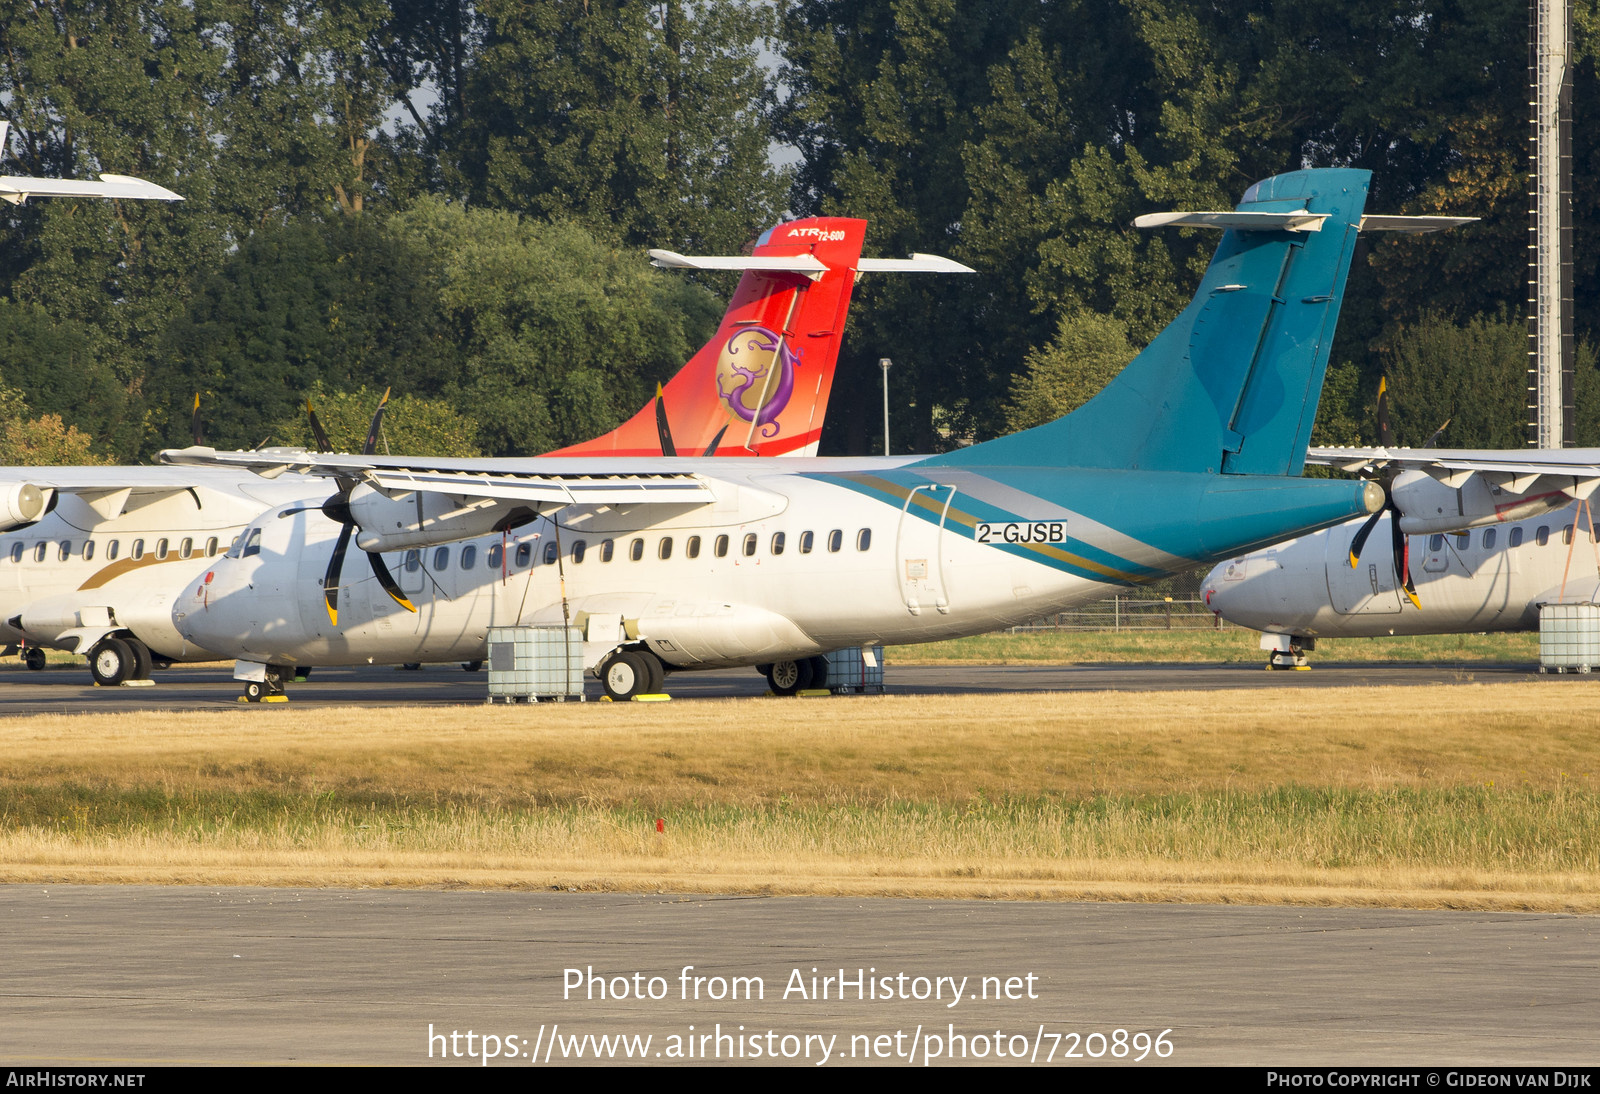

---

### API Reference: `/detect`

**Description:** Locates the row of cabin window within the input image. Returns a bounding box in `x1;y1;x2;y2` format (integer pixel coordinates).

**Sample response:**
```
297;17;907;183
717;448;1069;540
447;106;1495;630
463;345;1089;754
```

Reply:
400;528;875;574
1428;522;1590;553
8;536;227;565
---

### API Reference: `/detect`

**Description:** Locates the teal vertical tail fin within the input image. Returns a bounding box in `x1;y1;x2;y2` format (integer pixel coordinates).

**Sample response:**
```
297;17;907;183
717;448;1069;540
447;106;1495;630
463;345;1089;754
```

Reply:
922;168;1371;476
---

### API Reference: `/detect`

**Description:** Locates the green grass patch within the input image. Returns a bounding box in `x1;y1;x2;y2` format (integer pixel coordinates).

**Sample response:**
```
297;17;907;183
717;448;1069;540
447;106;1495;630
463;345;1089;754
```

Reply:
6;782;1594;875
889;629;1541;664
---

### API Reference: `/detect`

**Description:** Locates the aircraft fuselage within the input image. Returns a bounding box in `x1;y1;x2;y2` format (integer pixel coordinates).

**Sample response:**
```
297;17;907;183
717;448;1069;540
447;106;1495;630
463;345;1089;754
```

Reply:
175;461;1380;671
1203;504;1599;638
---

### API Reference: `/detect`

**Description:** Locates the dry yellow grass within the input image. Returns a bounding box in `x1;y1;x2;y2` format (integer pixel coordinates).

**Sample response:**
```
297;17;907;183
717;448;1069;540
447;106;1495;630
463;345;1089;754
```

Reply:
4;684;1595;802
4;683;1599;909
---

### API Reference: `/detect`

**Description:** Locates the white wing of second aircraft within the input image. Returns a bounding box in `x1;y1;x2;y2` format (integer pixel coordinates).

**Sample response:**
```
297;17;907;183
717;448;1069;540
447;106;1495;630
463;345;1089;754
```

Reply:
1308;446;1600;496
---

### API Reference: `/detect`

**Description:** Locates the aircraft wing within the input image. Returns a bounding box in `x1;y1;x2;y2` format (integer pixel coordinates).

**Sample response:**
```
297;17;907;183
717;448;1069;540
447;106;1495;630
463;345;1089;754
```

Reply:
1307;445;1600;496
0;173;184;205
159;446;720;507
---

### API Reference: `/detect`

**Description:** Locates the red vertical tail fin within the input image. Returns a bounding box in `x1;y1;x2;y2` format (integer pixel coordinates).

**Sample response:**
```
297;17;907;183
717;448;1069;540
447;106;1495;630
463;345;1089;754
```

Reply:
549;218;868;457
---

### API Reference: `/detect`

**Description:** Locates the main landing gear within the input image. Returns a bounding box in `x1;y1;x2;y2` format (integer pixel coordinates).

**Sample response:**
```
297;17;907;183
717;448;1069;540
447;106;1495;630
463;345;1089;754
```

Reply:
599;648;666;701
760;656;830;696
1261;633;1313;671
87;634;157;687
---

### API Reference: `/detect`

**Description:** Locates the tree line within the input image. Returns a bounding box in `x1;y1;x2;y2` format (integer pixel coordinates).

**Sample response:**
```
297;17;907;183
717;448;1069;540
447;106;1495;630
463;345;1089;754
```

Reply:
0;0;1593;463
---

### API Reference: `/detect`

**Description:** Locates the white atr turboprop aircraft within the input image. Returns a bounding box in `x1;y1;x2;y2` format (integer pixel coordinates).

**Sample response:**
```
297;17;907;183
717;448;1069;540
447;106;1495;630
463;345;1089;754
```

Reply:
158;168;1468;702
0;218;967;684
1203;440;1600;668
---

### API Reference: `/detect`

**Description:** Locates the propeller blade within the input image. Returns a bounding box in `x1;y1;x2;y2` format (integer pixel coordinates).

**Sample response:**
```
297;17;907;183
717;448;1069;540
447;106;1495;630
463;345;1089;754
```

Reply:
323;522;354;625
306;399;332;453
1375;376;1393;448
1389;506;1420;609
1347;505;1386;568
702;424;728;457
362;387;391;456
190;393;204;446
654;383;677;457
1421;408;1454;450
366;549;417;613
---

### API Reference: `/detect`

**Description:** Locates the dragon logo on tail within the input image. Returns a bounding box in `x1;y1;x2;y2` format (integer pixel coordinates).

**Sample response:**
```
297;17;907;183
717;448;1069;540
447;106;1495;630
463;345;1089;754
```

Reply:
715;325;799;438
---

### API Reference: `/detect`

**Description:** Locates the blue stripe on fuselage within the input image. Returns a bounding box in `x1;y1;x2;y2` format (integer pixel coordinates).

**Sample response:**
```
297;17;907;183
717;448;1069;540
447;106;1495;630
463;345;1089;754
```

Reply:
807;467;1374;583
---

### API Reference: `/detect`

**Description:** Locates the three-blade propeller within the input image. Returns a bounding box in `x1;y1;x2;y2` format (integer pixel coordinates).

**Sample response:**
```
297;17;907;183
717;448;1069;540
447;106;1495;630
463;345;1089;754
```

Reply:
308;390;416;624
1345;378;1424;609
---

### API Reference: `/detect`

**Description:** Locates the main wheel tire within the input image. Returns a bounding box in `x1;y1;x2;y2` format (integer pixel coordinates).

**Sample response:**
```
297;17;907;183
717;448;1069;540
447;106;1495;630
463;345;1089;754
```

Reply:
243;680;264;703
150;657;173;671
805;655;830;690
601;652;649;701
23;647;46;671
294;666;314;682
462;660;483;672
765;659;813;697
640;651;665;695
88;637;134;687
127;638;153;681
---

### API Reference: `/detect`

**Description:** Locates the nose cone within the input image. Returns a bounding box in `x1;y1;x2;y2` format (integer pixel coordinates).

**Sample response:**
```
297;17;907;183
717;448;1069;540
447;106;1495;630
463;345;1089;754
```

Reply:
171;561;248;656
1202;558;1242;616
1200;552;1288;630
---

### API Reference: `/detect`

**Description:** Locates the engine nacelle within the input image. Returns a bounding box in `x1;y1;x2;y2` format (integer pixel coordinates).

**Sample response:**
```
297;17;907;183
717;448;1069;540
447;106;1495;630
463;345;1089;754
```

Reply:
1393;469;1572;534
0;480;47;531
348;483;539;552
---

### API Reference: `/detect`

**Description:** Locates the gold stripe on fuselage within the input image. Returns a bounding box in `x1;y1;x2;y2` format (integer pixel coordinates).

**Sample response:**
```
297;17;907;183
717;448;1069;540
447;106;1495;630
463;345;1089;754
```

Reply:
843;473;1145;583
77;552;209;592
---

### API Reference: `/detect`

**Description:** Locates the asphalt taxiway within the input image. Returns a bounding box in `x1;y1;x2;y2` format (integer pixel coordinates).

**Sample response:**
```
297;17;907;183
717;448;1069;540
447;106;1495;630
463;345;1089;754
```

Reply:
0;657;1566;713
1;886;1592;1066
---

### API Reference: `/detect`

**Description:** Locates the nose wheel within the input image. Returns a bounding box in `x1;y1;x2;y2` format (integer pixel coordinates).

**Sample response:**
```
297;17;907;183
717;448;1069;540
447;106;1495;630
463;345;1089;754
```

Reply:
1264;635;1313;671
240;667;289;703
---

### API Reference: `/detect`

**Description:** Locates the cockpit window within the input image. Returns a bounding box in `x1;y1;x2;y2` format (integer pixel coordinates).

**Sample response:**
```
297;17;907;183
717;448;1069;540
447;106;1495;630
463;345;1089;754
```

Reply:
239;529;262;558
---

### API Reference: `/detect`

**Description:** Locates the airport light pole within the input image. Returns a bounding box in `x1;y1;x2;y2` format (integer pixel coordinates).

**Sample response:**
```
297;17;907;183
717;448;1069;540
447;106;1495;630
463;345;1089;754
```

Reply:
880;357;892;456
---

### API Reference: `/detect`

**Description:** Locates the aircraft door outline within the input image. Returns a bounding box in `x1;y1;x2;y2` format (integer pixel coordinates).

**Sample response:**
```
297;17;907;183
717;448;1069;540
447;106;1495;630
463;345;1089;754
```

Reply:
896;484;955;616
1323;520;1401;614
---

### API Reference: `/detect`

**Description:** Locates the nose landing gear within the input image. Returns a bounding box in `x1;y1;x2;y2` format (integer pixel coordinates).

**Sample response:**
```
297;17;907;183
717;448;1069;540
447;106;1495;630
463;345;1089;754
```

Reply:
1261;633;1314;671
238;665;289;703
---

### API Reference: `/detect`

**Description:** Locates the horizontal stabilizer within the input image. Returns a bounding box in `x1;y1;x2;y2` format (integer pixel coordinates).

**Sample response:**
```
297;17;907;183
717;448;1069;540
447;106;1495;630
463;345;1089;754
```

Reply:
649;249;973;276
1137;211;1476;235
1356;215;1479;233
855;254;975;273
0;173;184;204
1133;210;1329;232
648;250;828;275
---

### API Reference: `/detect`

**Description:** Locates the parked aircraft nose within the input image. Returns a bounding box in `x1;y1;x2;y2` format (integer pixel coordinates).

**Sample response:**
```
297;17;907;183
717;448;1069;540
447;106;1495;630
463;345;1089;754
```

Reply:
171;559;254;654
1200;555;1278;629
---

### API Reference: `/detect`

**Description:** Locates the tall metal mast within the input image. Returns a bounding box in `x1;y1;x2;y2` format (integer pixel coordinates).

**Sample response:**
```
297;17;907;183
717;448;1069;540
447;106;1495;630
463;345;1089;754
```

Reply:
1528;0;1574;447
